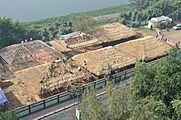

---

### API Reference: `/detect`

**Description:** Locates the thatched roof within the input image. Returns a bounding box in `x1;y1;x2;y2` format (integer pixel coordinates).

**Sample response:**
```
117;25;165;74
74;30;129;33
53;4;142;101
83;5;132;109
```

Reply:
114;36;173;61
72;46;137;76
14;60;88;96
72;36;173;76
99;22;137;42
51;23;138;51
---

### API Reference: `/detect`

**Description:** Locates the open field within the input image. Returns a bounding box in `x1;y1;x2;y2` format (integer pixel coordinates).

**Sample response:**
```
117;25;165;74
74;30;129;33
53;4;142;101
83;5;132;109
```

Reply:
163;30;181;47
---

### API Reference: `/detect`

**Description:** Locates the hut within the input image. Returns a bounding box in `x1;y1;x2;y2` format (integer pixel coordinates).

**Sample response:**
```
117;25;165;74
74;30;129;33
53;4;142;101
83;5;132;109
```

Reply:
148;16;172;29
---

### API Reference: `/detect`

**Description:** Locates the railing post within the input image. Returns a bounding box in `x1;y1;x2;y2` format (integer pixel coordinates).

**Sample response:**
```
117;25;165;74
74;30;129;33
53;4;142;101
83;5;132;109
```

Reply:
43;100;46;108
58;94;60;103
28;105;31;114
94;81;96;90
125;71;127;79
120;75;122;81
82;85;85;93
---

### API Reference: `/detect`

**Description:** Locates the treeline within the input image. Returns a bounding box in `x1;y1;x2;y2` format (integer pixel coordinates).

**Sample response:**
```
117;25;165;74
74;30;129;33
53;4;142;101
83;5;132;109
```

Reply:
117;0;181;26
0;17;41;48
1;0;181;48
0;14;96;48
73;49;181;120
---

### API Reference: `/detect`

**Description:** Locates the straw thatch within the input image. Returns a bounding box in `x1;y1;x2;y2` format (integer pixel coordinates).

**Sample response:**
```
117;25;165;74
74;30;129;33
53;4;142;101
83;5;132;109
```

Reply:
99;22;137;42
14;60;88;97
114;36;173;61
72;36;173;76
50;40;71;52
72;46;137;76
51;23;138;51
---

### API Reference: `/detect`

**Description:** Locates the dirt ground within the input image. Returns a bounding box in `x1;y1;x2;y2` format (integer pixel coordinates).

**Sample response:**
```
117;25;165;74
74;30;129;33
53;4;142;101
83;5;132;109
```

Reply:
163;30;181;47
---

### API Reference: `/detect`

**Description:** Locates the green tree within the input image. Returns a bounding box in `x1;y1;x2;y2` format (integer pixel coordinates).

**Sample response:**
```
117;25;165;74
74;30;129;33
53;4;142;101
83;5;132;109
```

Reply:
172;100;181;119
131;55;181;119
70;13;96;32
79;92;106;120
0;111;18;120
106;84;131;120
0;17;40;48
131;97;169;120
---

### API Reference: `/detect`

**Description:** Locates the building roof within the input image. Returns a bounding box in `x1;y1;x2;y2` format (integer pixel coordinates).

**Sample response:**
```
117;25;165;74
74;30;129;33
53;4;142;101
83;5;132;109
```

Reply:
72;46;137;76
114;36;173;61
61;32;80;39
0;87;8;105
151;16;172;22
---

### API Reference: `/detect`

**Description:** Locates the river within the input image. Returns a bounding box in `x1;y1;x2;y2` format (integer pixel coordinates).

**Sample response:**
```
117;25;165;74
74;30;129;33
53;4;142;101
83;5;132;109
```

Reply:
0;0;128;22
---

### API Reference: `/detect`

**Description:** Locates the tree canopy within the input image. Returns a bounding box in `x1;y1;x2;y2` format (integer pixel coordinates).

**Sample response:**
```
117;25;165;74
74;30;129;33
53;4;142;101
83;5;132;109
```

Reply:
131;53;181;119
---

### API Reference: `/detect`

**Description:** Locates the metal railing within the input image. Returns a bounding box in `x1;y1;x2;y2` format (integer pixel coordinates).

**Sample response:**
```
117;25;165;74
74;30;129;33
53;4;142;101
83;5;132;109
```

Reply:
13;55;167;118
13;68;133;118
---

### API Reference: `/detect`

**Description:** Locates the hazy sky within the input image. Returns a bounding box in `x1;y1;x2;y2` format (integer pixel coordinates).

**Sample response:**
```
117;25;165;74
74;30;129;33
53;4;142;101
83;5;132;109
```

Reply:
0;0;128;22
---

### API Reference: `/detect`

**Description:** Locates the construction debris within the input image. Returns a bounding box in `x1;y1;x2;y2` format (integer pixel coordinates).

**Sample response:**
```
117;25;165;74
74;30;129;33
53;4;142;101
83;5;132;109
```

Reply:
0;40;64;72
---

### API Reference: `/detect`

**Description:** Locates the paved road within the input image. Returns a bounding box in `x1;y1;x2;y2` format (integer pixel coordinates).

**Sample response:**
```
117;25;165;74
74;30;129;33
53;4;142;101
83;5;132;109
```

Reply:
41;80;129;120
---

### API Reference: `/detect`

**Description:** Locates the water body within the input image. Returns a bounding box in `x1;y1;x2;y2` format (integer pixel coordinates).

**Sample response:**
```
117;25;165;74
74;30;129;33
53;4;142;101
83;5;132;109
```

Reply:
0;0;128;22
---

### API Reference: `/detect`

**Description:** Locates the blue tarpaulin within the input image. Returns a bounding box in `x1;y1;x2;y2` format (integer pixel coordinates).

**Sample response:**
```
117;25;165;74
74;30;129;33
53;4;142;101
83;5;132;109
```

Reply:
0;87;8;105
61;32;80;39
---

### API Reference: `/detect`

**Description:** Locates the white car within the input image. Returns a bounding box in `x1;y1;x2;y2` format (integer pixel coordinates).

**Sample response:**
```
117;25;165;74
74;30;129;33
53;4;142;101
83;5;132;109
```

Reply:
173;24;181;30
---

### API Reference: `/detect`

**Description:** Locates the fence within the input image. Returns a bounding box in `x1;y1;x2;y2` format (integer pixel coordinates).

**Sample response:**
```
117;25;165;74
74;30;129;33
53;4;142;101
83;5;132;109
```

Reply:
13;68;134;118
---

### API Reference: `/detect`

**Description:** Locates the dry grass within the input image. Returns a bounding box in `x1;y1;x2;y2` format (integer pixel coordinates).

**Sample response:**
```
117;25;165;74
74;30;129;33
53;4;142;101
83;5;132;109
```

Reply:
72;46;137;76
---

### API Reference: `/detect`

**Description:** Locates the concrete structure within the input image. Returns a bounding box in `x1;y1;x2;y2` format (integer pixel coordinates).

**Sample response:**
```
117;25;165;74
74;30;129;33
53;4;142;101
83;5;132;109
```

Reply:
148;16;172;29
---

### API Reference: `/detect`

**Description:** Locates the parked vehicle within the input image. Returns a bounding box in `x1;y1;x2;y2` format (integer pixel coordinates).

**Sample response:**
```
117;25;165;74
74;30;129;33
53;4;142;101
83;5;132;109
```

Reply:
173;24;181;30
